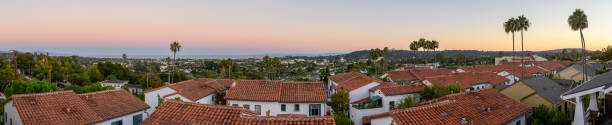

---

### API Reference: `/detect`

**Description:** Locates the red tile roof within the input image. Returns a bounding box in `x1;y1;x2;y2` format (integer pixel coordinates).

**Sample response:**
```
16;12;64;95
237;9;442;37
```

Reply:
333;75;380;91
422;72;509;89
329;72;363;83
78;89;150;120
146;78;234;101
372;83;425;96
366;89;531;125
4;89;149;125
5;91;104;125
384;69;453;82
225;80;327;103
142;100;335;125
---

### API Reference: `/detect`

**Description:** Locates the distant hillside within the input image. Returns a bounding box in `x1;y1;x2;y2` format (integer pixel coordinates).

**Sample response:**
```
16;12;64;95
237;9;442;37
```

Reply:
335;48;589;59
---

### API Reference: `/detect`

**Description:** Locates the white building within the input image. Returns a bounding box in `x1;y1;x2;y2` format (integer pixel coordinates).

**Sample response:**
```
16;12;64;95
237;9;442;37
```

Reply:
3;89;149;125
144;78;234;114
100;80;129;89
494;55;548;65
225;80;328;117
328;72;382;103
366;89;530;125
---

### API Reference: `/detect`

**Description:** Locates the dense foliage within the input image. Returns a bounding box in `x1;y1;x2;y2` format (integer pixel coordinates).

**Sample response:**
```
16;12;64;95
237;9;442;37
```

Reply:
63;83;114;94
527;105;571;125
4;79;59;97
420;84;463;100
330;90;350;115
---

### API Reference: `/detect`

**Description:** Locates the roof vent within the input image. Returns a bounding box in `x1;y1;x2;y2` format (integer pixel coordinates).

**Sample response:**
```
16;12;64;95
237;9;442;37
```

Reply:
85;95;89;100
487;107;492;112
440;112;448;117
65;107;72;113
461;118;468;124
505;105;511;108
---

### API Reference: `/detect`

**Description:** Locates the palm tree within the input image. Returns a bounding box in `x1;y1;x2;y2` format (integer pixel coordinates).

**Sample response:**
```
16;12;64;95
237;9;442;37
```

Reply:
227;58;234;79
568;9;588;84
430;40;439;63
516;15;530;78
262;56;271;79
170;41;181;83
369;49;380;75
410;41;420;65
504;17;518;80
12;50;18;79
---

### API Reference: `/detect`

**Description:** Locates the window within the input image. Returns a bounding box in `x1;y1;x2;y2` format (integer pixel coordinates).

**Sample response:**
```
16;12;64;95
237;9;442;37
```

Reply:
133;114;143;125
111;120;123;125
309;104;321;116
281;104;286;112
243;104;250;110
389;101;395;110
255;105;262;115
294;104;300;112
515;120;521;125
232;104;239;107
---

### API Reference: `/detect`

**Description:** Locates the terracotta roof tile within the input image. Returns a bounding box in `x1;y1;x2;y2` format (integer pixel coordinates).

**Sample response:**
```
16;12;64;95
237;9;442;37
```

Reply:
5;89;148;125
7;91;104;125
225;80;327;102
146;78;234;101
329;72;363;83
78;89;150;120
384;69;453;82
142;100;335;125
333;75;379;91
423;72;509;89
366;89;531;125
373;83;425;96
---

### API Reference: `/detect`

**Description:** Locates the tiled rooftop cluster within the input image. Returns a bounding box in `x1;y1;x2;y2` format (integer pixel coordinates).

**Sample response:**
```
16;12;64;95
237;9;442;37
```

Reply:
147;78;234;101
422;72;508;88
142;100;336;125
225;80;327;102
4;89;149;125
366;89;531;125
370;83;425;96
329;72;384;91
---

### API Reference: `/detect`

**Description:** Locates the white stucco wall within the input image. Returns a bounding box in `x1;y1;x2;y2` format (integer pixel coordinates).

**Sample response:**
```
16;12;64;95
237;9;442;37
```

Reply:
504;114;526;125
101;83;127;89
226;100;326;117
370;116;395;125
93;110;147;125
349;82;380;103
195;94;215;104
144;87;177;114
469;83;491;91
349;106;385;125
164;94;193;102
4;101;23;125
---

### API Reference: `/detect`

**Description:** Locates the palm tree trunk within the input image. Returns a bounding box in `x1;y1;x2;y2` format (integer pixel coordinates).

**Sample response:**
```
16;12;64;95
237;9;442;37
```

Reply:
521;30;524;79
172;53;176;83
580;29;586;83
512;31;516;82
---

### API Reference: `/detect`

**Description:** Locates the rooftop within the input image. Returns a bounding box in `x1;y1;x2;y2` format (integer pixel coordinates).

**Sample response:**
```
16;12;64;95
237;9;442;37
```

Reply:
225;80;327;103
146;78;234;101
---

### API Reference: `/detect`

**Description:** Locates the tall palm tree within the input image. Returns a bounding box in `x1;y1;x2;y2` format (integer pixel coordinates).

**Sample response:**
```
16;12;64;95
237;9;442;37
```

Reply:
369;49;380;75
568;9;588;84
516;15;530;78
226;58;234;79
262;56;271;79
410;41;420;65
12;50;18;79
170;41;181;83
430;40;439;63
504;17;518;80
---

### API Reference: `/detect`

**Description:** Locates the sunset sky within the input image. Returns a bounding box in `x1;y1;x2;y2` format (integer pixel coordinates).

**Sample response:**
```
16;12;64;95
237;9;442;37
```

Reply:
1;0;611;56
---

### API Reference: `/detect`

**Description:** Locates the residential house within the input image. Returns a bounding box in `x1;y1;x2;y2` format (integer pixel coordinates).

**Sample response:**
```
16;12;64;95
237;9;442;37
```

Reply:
328;72;382;103
126;84;143;94
144;78;234;114
366;89;531;125
561;71;612;125
100;80;129;89
420;72;510;91
347;83;424;125
225;80;327;117
500;77;574;111
379;69;452;84
141;100;335;125
3;89;149;125
494;55;548;65
558;62;605;83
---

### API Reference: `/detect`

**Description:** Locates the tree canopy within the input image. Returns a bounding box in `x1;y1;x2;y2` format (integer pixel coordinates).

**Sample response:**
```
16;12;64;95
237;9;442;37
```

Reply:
4;79;59;97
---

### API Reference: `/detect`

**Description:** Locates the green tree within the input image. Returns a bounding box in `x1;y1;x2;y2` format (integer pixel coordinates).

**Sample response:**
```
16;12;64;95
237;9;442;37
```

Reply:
504;17;519;77
333;112;353;125
420;84;462;100
68;73;90;85
331;90;350;115
170;41;182;84
122;53;127;65
319;67;330;87
527;105;571;125
395;95;420;109
64;83;114;94
568;9;588;83
4;79;59;97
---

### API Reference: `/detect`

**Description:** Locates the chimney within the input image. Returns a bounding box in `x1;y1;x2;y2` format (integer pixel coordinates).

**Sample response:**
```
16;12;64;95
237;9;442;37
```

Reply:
461;118;468;124
66;107;72;113
266;109;271;116
487;107;492;112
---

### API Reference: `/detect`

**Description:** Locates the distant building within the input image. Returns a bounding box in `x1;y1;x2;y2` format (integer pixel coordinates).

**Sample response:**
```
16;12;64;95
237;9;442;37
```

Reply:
494;55;548;65
366;89;531;125
100;80;128;89
420;72;510;91
141;100;335;125
225;80;328;117
144;78;234;114
126;84;143;94
3;89;149;125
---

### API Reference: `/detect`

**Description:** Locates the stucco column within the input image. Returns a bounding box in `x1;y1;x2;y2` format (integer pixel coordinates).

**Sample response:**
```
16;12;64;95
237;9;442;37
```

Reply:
573;96;585;125
588;93;598;111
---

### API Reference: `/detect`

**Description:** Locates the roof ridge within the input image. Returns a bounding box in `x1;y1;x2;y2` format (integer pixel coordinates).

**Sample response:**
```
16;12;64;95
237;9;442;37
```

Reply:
239;115;334;120
77;89;121;96
10;90;75;98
